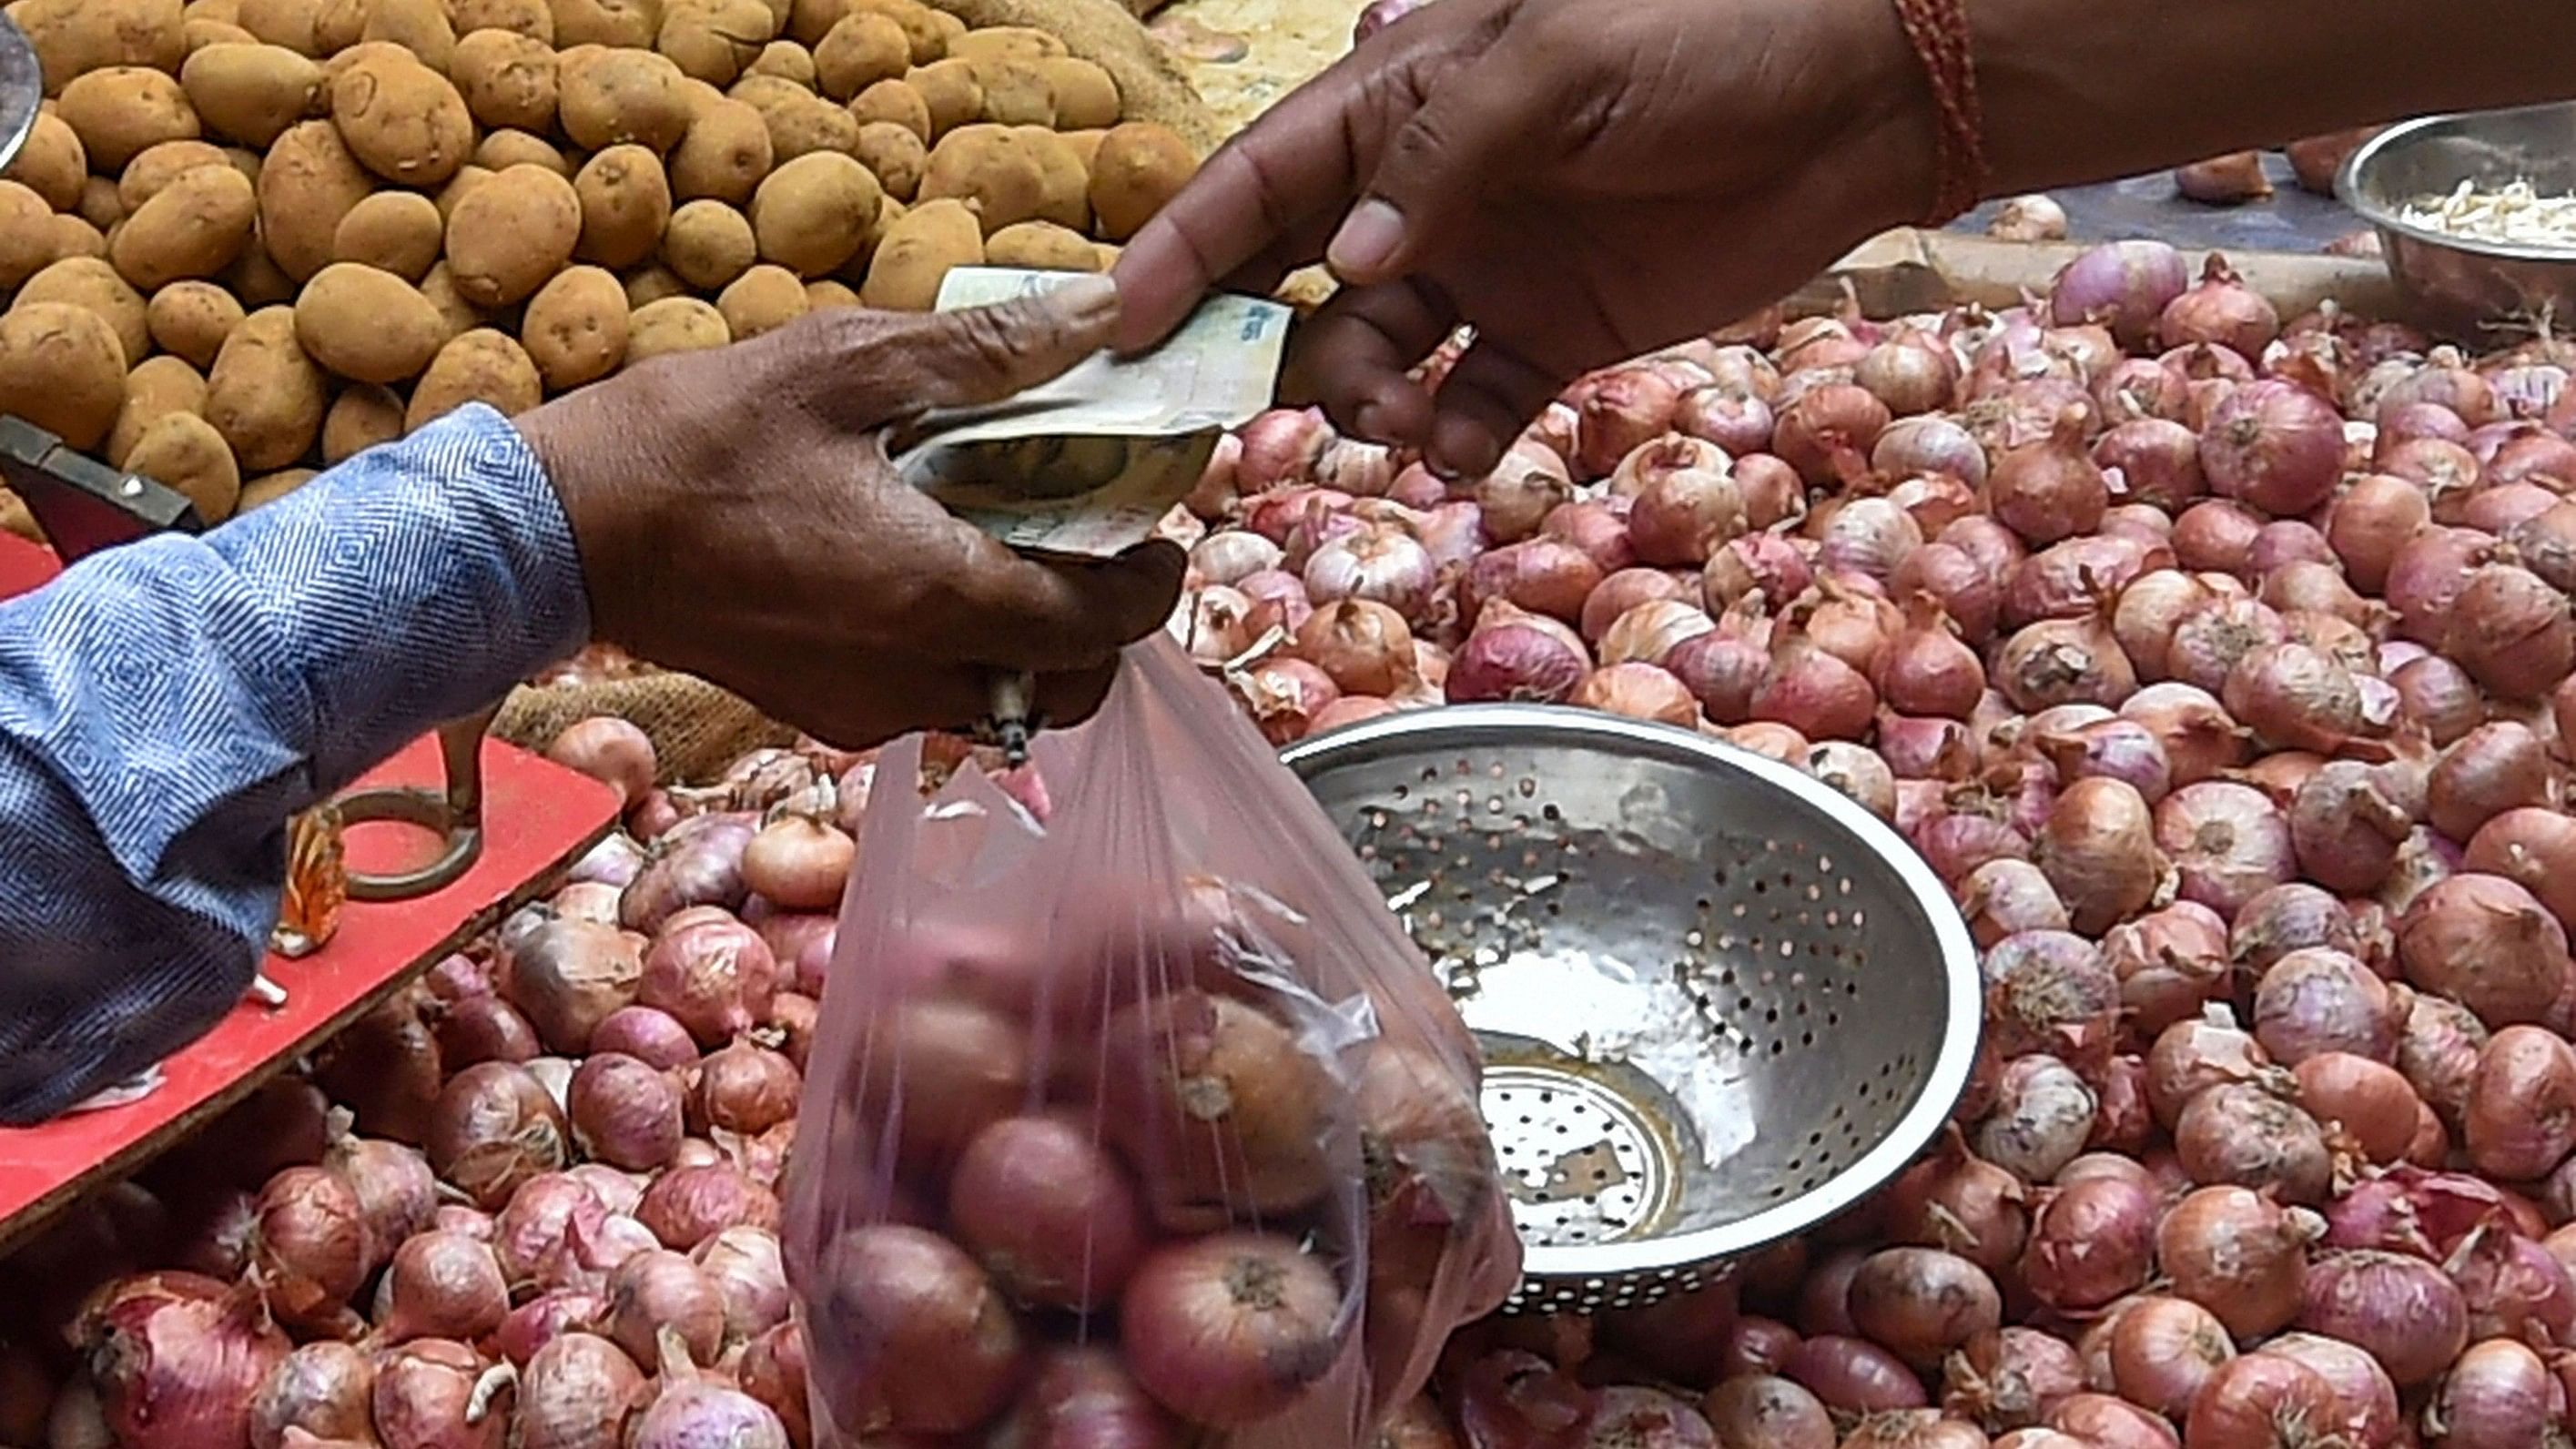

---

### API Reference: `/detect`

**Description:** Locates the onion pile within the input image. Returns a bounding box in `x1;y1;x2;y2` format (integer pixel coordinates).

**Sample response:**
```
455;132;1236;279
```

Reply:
25;239;2576;1449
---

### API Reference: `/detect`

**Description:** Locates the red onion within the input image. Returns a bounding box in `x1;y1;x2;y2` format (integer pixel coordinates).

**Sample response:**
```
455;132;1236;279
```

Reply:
1960;859;2072;947
499;917;644;1055
2442;1219;2576;1346
2152;780;2291;919
1879;595;1986;719
1233;408;1333;495
2200;380;2346;517
2221;641;2391;755
585;1006;699;1070
1818;497;1925;583
1570;367;1687;476
2170;500;2265;575
2159;255;2280;361
2030;778;2160;935
2100;905;2230;1039
1304;525;1438;623
1876;415;1990;487
2182;1354;2338;1449
2399;873;2571;1028
428;1062;571;1211
563;1052;684;1171
735;816;851;913
638;909;777;1048
2319;475;2430;594
2244;1336;2397;1449
431;993;540;1069
1447;621;1593;705
250;1342;375;1449
938;1113;1150;1313
2384;526;2496;646
1600;599;1718;669
2461;1024;2576;1179
1843;1247;2002;1369
2119;683;2248;785
2157;1185;2320;1338
1989;409;2108;545
690;1039;798;1137
2425;722;2550;845
2390;655;2485;746
685;1225;789;1346
509;1332;645;1449
602;1248;725;1371
2094;360;2194;428
1677;386;1777;457
1774;384;1894;484
2175;1080;2331;1203
2282;761;2410;895
1752;640;1876;742
2252;947;2402;1070
2046;1393;2177;1449
2445;562;2576;701
1702;1375;1833;1449
492;1291;607;1369
1190;531;1283;586
628;1331;788;1449
2424;1338;2562;1449
2105;1296;2232;1419
2023;1174;2158;1311
1942;1327;2084;1433
547;718;655;807
634;1162;777;1252
2054;240;2189;347
1103;1231;1343;1429
1785;1336;1930;1415
2298;1250;2470;1385
617;815;755;935
1581;568;1691;643
1855;327;1962;415
1980;929;2120;1061
1880;1130;2031;1276
1973;1054;2096;1181
2507;500;2576;593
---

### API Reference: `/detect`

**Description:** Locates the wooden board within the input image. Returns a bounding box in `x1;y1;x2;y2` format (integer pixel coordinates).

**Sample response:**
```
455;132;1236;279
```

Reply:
0;532;620;1254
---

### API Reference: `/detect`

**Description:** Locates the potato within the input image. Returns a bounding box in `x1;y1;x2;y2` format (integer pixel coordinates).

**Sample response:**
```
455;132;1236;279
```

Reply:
943;25;1062;65
847;76;928;143
743;39;814;86
670;96;771;204
222;224;298;302
0;183;59;291
363;0;459;74
118;138;231;211
113;164;257;288
903;59;978;139
714;263;806;339
803;277;857;309
48;216;111;262
656;0;774;86
659;197;756;289
621;264;688;307
983;219;1099;274
559;48;691;152
322;41;420;85
466;128;562;176
851;119;923;200
676;76;726;114
727;73;806;110
1032;57;1117;131
58;69;203;172
125;410;243;521
0;305;127;451
969;58;1051;127
105;355;208;466
330;53;474;185
3;112;88;211
179;42;322;147
520;264;628;388
238;467;318;509
322;383;404;461
235;0;323;55
79;177;127;233
550;0;660;49
223;144;264;187
406;328;541;428
757;93;857;163
417;263;487;338
252;123;375;280
1055;127;1103;173
435;164;494;221
15;0;188;93
451;29;559;133
203;306;325;468
917;124;1043;235
1017;126;1087;230
445;164;583;306
573;143;673;268
624;295;729;361
784;0;840;46
857;194;975;310
185;18;261;50
293;263;446;382
811;12;904;101
148;280;248;366
1088;122;1194;241
844;0;938;65
308;0;368;53
15;258;153;365
749;149;879;276
322;191;442;280
451;0;554;42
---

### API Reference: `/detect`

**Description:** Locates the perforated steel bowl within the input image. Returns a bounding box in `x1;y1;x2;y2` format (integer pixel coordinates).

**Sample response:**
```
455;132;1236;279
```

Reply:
1280;706;1981;1314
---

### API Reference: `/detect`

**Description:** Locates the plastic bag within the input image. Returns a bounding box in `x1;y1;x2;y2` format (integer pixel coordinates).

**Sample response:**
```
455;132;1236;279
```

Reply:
784;637;1520;1448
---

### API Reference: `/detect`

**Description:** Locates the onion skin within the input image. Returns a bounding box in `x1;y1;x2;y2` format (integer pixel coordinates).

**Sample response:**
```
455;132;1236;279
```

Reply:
947;1114;1150;1312
2398;873;2572;1029
511;1332;646;1449
811;1224;1024;1435
1118;1231;1343;1429
2182;1354;2337;1449
2022;1176;2158;1312
2106;1295;2233;1419
1702;1374;1834;1449
2298;1250;2470;1386
1784;1335;1931;1415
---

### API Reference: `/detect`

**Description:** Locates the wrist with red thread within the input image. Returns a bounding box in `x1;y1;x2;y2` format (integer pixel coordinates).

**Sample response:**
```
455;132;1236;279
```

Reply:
1888;0;1989;226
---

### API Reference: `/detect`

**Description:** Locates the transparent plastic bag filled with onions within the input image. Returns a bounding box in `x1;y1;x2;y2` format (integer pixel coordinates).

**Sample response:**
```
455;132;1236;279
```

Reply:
783;637;1520;1449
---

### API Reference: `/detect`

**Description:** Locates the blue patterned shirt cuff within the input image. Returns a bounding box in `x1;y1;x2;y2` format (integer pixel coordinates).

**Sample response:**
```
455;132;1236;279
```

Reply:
0;404;590;1122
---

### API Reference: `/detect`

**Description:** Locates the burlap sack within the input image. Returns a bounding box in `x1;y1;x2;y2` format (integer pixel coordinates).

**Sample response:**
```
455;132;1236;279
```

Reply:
492;674;799;785
943;0;1225;154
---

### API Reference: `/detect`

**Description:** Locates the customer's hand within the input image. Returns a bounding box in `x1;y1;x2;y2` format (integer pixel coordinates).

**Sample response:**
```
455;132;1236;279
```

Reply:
518;277;1185;747
1112;0;1932;480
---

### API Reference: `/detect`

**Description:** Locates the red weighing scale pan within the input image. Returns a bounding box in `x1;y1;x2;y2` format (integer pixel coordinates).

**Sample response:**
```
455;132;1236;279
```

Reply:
0;417;620;1254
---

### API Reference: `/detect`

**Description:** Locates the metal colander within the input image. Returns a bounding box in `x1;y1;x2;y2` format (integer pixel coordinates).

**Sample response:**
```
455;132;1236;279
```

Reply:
1279;706;1982;1315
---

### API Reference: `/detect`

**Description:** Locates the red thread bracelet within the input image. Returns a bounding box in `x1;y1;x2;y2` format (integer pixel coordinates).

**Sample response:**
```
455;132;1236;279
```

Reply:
1890;0;1989;226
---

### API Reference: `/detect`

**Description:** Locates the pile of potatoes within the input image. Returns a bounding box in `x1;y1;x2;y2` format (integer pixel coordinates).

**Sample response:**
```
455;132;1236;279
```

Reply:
0;0;1201;528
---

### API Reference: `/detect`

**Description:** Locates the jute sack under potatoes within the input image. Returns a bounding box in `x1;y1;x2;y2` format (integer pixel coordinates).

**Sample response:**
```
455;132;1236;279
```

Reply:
942;0;1226;155
492;674;798;785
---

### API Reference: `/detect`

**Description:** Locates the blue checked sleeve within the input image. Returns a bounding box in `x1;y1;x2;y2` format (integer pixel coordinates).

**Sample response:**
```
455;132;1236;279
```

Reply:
0;404;592;1123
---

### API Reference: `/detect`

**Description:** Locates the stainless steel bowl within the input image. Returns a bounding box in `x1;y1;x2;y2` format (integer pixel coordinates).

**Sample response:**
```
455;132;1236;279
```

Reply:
2340;103;2576;341
0;13;37;178
1280;707;1981;1313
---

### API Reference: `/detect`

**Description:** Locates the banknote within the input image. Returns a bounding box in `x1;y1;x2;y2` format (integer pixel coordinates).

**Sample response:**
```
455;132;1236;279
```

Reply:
893;267;1293;558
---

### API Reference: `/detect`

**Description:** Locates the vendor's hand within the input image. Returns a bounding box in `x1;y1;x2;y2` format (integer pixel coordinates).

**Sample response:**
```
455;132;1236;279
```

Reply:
1112;0;1932;479
517;277;1185;747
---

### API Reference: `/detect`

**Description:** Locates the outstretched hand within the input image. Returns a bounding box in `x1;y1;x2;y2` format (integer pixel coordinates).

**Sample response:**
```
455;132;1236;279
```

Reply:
1113;0;1932;481
519;277;1186;748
